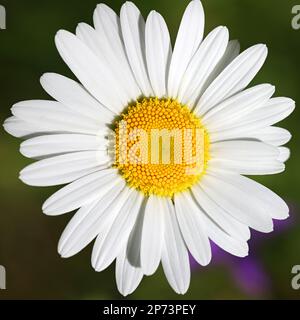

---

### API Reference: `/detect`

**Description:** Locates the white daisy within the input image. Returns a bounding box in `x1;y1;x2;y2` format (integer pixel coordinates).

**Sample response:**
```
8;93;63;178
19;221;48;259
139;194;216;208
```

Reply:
3;0;294;296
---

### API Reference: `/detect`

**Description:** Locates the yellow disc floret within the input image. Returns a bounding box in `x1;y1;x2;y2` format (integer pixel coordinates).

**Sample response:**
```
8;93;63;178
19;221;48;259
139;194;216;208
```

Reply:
113;98;210;197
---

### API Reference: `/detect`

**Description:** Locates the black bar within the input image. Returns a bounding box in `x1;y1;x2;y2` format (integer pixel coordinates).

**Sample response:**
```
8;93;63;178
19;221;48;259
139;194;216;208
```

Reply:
0;300;299;319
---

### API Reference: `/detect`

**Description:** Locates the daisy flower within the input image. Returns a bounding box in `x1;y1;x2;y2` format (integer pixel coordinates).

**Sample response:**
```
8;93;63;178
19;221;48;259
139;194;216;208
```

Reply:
3;0;295;296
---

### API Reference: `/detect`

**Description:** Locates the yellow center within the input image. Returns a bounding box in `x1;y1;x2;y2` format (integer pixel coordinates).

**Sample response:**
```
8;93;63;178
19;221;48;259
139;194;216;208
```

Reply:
113;98;210;197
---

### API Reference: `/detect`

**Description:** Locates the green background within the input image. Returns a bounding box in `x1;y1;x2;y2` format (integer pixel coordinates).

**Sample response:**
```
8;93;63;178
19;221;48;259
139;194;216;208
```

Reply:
0;0;299;299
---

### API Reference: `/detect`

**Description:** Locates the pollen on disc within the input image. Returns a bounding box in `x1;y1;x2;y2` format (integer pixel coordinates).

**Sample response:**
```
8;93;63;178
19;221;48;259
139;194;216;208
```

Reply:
113;98;210;197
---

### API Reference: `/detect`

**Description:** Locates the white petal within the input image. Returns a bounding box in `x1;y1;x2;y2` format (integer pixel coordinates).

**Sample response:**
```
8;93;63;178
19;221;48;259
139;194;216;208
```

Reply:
12;100;102;135
58;200;98;256
211;140;279;160
210;159;285;175
92;190;143;272
140;195;164;275
126;200;146;268
145;11;172;97
94;4;142;100
120;2;153;96
211;126;292;146
210;172;289;221
203;84;275;130
42;169;120;215
251;127;292;146
278;147;290;163
20;134;107;159
191;183;251;241
20;151;110;187
178;26;229;107
199;210;249;257
4;115;107;140
76;23;141;101
209;140;284;175
210;97;295;141
168;0;205;98
201;40;240;92
174;191;211;266
161;198;190;294
58;180;126;257
116;247;143;297
93;4;122;53
3;117;45;138
200;172;274;231
239;97;295;128
195;44;268;115
40;73;115;122
55;30;129;113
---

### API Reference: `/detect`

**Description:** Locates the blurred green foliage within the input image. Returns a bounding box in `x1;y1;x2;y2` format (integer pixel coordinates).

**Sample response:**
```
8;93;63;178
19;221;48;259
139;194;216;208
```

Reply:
0;0;299;299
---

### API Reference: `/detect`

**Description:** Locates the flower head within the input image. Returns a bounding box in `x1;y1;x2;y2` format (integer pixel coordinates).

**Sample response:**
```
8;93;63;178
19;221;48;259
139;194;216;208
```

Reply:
3;0;294;296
